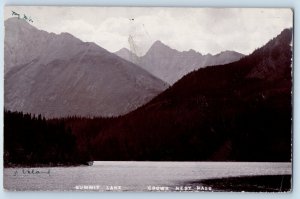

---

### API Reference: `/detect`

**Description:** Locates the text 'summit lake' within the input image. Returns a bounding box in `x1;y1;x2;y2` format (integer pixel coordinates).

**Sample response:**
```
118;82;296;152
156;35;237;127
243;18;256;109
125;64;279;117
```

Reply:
4;162;292;192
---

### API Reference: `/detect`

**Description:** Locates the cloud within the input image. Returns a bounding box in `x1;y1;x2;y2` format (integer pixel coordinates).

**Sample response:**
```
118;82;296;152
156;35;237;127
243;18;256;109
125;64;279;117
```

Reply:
5;7;293;55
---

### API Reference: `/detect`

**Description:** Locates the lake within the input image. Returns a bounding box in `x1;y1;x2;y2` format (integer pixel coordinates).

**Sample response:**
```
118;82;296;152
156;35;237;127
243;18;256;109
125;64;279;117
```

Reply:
3;161;292;192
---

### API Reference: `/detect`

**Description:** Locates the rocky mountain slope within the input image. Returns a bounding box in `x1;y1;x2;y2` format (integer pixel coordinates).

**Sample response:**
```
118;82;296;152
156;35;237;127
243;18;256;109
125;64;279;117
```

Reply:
4;18;168;118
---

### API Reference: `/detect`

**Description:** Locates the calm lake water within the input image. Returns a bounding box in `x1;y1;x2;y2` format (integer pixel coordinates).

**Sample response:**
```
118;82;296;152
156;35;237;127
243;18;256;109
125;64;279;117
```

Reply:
4;162;292;192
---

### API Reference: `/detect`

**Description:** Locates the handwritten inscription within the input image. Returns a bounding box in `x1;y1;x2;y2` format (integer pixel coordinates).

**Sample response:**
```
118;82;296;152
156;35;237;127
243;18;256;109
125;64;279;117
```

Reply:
11;11;33;23
13;168;51;176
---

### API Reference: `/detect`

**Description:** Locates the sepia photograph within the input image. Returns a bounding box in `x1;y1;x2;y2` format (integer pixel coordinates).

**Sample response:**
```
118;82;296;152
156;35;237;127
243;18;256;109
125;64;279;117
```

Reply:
3;6;293;192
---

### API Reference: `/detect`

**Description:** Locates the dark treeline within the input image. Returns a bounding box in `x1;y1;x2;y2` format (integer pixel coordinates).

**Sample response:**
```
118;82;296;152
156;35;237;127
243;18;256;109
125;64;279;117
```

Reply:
4;28;292;166
50;116;118;162
4;111;92;167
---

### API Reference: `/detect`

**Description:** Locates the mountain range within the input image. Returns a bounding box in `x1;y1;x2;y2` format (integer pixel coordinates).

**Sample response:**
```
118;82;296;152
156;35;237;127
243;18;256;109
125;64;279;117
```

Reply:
90;28;292;161
4;18;168;118
4;17;292;163
115;41;244;84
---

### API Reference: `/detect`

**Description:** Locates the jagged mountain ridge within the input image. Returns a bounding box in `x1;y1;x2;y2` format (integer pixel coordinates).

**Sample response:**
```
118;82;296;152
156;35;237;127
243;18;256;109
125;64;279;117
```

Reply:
115;40;244;84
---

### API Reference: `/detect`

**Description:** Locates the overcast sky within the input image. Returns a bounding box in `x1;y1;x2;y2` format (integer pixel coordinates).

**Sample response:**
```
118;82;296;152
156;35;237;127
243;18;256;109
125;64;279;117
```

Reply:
5;6;293;56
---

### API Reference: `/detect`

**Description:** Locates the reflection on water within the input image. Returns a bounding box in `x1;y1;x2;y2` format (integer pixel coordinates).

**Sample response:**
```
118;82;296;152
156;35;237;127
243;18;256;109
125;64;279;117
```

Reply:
4;162;291;191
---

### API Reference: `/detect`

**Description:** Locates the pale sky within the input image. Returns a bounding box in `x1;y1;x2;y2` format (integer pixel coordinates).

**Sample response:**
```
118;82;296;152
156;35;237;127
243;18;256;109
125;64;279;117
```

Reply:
5;6;293;56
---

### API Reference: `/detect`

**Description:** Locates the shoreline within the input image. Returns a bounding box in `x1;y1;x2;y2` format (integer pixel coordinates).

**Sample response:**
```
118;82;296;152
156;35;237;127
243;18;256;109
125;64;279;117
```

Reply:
4;162;93;168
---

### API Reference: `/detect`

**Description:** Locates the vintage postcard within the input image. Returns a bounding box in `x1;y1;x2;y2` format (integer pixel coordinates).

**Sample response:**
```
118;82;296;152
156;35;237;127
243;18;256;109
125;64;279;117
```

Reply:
3;6;293;192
